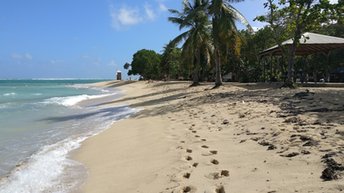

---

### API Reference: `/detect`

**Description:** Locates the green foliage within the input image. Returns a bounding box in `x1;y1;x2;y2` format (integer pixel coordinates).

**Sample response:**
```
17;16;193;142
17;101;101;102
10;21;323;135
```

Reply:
209;0;252;86
121;0;343;84
168;0;212;84
256;0;339;83
123;62;130;70
128;49;162;80
239;27;276;82
160;41;185;80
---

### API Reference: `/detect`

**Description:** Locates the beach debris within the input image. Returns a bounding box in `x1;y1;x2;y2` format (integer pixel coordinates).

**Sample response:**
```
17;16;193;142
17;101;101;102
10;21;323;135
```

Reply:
299;135;319;146
335;130;344;136
284;117;301;123
258;99;268;103
321;157;344;181
246;131;258;135
303;140;319;147
251;137;263;141
267;144;277;150
215;185;225;193
258;140;277;150
322;152;337;159
222;119;230;125
258;140;271;146
281;152;299;158
300;135;312;141
301;150;311;155
293;89;314;99
307;107;331;113
272;132;281;137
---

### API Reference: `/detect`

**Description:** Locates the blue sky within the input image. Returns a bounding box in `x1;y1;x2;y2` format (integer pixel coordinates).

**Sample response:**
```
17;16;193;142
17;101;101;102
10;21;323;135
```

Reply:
0;0;268;79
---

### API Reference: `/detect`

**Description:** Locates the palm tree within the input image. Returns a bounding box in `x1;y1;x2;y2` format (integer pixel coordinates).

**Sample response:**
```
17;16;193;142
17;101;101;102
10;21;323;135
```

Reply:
160;41;182;80
169;0;213;86
209;0;252;87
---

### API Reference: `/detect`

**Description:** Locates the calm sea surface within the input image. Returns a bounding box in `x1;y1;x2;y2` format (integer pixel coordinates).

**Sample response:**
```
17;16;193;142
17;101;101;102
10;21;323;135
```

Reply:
0;80;136;193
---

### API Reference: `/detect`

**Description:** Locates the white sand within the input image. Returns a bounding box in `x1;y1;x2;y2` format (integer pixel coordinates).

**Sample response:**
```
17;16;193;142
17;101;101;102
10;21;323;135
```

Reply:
73;81;344;193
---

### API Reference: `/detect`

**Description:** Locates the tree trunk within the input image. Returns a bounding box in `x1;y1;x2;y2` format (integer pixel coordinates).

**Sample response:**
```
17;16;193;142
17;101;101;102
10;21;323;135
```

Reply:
190;50;201;87
285;45;296;87
190;67;200;86
214;50;223;88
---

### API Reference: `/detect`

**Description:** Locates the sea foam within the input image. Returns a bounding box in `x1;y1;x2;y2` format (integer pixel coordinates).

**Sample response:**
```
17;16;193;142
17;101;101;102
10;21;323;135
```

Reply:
2;93;16;97
0;136;86;193
0;106;137;193
43;93;112;107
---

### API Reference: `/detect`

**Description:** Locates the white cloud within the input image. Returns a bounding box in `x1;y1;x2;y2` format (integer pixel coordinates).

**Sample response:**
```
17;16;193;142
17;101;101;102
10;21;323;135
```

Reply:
329;0;338;4
144;4;156;20
110;5;143;29
24;53;32;60
50;59;63;64
11;53;33;61
109;2;166;30
108;59;117;67
158;2;168;12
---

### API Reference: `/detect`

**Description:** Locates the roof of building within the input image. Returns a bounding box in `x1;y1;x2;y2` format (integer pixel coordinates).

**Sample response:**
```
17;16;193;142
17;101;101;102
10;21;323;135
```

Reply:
260;32;344;56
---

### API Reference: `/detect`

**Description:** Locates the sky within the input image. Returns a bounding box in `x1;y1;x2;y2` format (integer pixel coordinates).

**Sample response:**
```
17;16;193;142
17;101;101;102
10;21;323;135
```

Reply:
0;0;280;79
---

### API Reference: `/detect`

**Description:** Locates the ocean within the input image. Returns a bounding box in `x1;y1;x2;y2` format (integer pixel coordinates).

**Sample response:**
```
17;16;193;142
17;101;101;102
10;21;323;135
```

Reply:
0;79;136;193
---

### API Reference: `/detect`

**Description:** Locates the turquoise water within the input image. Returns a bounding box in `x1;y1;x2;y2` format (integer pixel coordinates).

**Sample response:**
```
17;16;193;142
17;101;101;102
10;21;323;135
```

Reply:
0;80;136;193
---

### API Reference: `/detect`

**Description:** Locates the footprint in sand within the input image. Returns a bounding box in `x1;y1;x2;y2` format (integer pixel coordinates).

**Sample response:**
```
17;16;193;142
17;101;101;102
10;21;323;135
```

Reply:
210;150;218;155
211;159;219;165
185;156;193;161
195;135;200;138
201;138;207;141
215;185;226;193
220;170;229;177
192;162;199;167
206;170;229;180
186;149;192;153
183;172;191;179
182;186;195;193
202;150;218;156
201;145;209;149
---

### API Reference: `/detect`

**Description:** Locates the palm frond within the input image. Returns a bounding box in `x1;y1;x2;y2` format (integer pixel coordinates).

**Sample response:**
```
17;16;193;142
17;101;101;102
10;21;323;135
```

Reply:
226;4;253;32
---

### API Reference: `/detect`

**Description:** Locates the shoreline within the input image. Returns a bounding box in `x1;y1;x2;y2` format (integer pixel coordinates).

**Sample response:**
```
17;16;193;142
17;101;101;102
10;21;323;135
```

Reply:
0;80;134;193
73;81;344;193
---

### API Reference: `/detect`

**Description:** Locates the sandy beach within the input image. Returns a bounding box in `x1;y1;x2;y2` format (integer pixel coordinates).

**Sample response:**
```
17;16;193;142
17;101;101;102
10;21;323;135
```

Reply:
73;81;344;193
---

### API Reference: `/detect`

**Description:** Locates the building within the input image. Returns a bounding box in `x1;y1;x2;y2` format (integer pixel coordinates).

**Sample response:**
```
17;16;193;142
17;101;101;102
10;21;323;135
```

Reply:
116;70;122;80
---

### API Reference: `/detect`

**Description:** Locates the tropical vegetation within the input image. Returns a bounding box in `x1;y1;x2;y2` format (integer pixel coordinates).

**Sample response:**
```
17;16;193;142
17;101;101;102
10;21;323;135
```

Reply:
124;0;343;86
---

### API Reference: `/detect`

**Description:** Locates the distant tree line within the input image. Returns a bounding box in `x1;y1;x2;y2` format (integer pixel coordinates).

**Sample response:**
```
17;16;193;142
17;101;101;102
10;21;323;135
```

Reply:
124;0;343;86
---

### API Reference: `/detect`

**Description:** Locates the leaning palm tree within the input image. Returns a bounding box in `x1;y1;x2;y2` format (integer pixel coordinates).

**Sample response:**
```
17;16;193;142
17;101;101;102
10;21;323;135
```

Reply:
169;0;213;86
209;0;252;87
